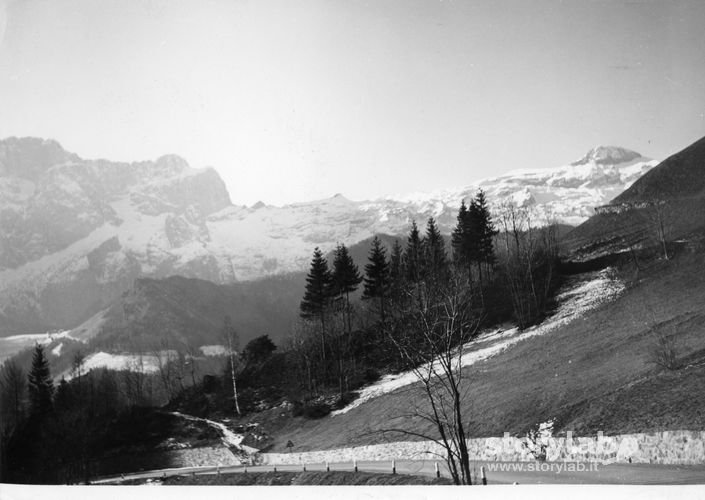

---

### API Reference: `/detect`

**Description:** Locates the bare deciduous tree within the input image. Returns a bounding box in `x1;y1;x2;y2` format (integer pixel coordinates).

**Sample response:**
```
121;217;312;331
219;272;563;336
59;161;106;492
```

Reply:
496;202;560;329
645;201;672;260
222;316;242;416
384;273;480;485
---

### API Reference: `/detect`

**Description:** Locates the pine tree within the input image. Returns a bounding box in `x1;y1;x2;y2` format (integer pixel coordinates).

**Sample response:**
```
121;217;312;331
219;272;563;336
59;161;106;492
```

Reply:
423;217;447;280
404;220;424;283
300;247;333;328
330;243;362;332
451;199;470;266
467;198;483;265
474;189;497;268
27;344;54;419
363;236;390;326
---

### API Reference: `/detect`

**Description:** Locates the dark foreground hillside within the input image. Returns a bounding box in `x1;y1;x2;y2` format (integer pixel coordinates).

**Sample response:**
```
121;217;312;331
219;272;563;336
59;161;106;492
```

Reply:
253;248;705;452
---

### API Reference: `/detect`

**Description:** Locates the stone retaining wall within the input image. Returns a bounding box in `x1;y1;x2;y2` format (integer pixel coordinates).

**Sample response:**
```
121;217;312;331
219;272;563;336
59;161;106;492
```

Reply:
167;446;241;468
262;430;705;466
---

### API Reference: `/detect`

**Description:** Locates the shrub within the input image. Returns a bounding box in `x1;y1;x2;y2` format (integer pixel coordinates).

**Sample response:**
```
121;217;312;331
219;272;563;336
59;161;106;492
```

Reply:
292;401;331;419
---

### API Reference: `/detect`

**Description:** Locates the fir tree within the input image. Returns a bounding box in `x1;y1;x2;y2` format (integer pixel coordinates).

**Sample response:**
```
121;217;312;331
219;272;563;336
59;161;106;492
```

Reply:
330;243;362;332
300;247;333;328
363;236;390;326
27;344;54;419
467;198;483;265
474;189;497;267
451;199;470;266
404;220;424;283
423;217;447;279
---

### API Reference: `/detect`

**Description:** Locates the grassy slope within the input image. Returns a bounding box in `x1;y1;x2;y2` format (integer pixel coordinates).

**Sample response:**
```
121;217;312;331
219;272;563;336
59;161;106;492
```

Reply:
562;199;705;260
260;250;705;452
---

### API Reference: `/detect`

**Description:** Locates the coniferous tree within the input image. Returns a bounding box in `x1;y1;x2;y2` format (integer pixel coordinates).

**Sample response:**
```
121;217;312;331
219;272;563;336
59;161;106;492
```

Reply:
474;189;497;269
467;198;482;265
300;247;333;363
330;243;362;332
404;220;424;284
300;247;333;328
423;217;448;280
27;344;54;420
451;199;470;267
1;360;25;431
363;236;390;327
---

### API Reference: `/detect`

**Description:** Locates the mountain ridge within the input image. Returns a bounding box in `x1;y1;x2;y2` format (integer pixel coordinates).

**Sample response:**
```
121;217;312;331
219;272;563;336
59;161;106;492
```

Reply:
0;136;658;335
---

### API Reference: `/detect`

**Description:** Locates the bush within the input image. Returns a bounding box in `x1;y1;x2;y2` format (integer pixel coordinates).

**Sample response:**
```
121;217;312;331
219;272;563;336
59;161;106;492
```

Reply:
292;401;331;419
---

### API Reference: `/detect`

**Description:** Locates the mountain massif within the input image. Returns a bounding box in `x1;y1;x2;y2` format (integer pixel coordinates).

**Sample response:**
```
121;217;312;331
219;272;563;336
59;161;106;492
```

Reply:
0;137;658;337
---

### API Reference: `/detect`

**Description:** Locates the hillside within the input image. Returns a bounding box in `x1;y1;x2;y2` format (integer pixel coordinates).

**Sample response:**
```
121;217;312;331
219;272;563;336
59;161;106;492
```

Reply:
612;136;705;203
563;135;705;260
244;249;705;452
77;273;305;351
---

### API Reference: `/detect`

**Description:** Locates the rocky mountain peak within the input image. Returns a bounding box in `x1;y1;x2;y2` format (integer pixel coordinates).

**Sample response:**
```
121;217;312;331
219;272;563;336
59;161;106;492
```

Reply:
0;137;80;180
571;146;643;166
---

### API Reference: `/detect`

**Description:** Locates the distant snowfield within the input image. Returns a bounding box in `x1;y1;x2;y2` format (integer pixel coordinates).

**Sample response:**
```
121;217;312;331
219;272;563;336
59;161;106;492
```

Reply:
0;330;76;363
199;344;227;357
332;268;625;416
59;350;178;380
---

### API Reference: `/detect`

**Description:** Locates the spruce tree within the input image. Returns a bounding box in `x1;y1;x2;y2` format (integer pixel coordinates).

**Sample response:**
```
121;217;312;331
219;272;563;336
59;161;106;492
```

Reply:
467;198;483;266
404;220;424;283
474;189;497;268
27;343;54;419
423;217;447;280
452;199;470;266
330;243;362;332
300;247;333;327
363;236;390;326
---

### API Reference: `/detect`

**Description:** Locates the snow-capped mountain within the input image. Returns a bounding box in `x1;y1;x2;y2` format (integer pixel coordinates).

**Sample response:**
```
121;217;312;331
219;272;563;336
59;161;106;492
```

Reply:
0;137;657;335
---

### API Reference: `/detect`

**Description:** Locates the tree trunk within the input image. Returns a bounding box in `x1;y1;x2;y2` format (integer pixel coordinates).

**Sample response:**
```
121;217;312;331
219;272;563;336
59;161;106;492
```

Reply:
227;335;241;416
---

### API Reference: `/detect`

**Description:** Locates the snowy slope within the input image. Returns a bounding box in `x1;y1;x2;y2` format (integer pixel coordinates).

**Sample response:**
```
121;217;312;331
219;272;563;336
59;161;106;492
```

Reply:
0;138;657;335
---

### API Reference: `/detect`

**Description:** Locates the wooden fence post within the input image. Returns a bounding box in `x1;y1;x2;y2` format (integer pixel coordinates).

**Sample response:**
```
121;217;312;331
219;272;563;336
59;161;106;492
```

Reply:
481;466;487;485
354;459;358;473
392;460;396;475
326;461;330;472
434;462;440;478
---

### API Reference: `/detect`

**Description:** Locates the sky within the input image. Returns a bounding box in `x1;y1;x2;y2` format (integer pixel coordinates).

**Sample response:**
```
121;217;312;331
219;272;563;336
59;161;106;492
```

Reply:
0;0;704;206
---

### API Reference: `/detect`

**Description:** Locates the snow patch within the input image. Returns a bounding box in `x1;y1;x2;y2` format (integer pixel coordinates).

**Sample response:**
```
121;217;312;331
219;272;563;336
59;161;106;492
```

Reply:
199;344;227;357
61;350;176;379
51;343;63;357
170;412;258;455
332;268;625;415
